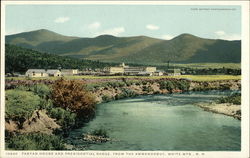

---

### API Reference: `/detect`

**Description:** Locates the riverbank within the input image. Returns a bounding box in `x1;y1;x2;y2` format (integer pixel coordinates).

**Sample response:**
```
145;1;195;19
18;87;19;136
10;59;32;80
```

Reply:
195;102;241;120
4;78;241;150
89;79;241;104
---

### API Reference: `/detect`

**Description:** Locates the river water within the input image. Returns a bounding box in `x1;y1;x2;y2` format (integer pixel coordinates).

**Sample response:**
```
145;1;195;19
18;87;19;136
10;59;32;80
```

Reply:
67;91;241;151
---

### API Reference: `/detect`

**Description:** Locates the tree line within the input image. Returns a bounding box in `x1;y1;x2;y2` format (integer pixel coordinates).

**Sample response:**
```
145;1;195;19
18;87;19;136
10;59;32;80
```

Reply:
5;44;116;74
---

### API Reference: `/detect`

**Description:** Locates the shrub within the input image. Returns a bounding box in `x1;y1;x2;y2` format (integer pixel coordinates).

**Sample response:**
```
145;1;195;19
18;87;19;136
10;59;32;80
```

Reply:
39;98;54;110
7;133;65;150
175;80;190;91
134;80;142;86
30;84;51;99
102;95;112;102
159;80;175;91
121;88;137;97
91;129;108;138
5;90;41;128
15;84;51;99
48;107;77;136
15;85;30;91
217;93;241;105
51;79;96;120
142;85;153;92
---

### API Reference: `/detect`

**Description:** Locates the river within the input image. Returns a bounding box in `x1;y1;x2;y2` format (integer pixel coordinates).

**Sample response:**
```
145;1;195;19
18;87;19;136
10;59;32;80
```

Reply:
67;91;241;151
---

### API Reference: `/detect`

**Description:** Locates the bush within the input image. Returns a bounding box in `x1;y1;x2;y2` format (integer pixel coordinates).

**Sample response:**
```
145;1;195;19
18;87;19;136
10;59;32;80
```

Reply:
107;81;126;88
5;90;41;128
175;80;190;91
121;88;137;97
48;107;77;136
91;129;108;138
159;80;190;92
51;79;96;120
142;85;153;92
102;95;112;102
217;93;241;105
30;84;51;99
16;84;51;99
7;133;65;150
159;80;175;91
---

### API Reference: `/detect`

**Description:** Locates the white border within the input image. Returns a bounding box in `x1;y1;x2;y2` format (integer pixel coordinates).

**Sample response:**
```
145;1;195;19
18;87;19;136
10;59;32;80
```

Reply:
1;1;249;158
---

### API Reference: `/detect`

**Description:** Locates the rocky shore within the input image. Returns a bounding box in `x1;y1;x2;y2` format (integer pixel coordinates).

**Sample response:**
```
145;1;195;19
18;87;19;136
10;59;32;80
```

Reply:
91;79;241;104
196;102;241;120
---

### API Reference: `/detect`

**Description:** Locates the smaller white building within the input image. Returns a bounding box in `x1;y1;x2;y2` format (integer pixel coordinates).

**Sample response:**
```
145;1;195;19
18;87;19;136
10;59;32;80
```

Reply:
47;69;61;77
153;70;164;76
61;69;78;76
25;69;48;77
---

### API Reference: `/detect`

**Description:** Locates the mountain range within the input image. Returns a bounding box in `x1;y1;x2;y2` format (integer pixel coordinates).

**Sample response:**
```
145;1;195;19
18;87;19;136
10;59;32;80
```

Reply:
6;29;241;64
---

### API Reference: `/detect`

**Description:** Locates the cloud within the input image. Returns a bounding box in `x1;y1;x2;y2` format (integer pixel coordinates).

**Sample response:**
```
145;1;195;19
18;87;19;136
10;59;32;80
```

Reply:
214;30;240;40
215;30;226;36
146;24;159;30
54;17;70;23
161;34;174;40
88;22;101;30
222;34;241;41
95;27;125;36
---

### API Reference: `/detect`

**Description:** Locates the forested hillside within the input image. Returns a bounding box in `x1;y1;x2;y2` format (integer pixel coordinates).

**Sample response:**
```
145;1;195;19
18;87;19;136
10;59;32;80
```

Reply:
6;29;241;65
5;44;115;74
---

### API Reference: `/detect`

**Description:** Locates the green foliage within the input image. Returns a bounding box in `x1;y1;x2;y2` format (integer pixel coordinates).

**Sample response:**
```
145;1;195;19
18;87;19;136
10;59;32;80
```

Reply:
102;95;112;102
142;85;153;92
7;133;65;150
5;90;41;127
29;84;51;99
217;93;241;105
159;80;190;91
175;80;190;91
91;129;108;138
48;107;76;136
159;80;175;91
107;81;126;88
16;84;51;98
15;84;52;109
5;44;116;74
115;88;137;100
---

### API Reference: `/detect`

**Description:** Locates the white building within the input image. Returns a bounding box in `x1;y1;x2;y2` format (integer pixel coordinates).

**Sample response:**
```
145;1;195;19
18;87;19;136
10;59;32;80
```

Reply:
47;69;61;77
25;69;48;77
61;69;78;76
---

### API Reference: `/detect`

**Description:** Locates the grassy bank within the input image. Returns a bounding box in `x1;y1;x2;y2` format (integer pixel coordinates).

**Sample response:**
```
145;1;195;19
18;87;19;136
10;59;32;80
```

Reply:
5;80;96;150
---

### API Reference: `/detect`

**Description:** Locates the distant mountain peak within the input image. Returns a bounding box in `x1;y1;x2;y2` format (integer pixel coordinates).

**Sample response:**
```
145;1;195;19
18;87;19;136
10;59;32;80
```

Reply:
96;34;117;39
177;33;197;38
5;29;241;64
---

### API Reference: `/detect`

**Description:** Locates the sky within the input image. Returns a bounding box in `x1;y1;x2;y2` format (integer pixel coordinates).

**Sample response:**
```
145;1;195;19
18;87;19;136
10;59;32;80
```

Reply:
5;4;241;40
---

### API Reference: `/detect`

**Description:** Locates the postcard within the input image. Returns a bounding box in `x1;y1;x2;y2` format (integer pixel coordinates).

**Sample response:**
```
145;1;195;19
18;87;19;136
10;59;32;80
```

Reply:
0;1;249;158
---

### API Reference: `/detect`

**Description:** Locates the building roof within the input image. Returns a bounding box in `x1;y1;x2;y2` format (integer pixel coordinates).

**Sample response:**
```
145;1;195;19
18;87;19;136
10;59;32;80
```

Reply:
47;69;60;74
61;69;78;72
26;69;46;73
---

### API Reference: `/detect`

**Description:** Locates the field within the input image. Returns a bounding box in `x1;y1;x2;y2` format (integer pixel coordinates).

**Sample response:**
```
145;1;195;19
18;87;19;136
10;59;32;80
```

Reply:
6;75;241;82
156;63;241;69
